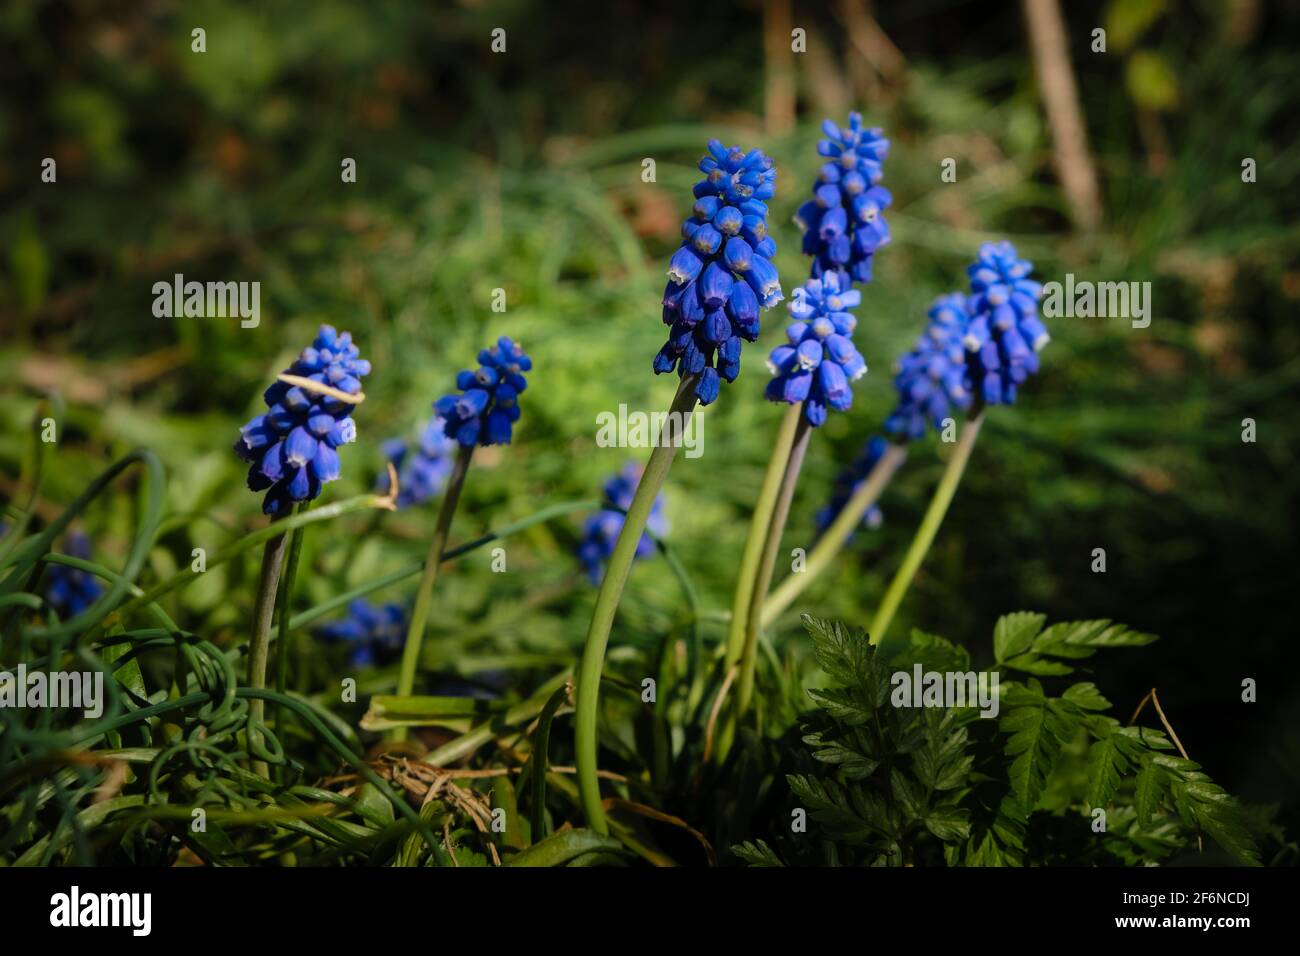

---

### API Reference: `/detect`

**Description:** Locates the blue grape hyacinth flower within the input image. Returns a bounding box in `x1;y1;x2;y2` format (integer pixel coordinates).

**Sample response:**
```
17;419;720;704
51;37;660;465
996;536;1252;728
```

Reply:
765;272;868;427
816;436;889;536
380;415;456;508
317;599;406;667
885;294;974;440
654;140;783;405
963;241;1048;406
576;463;669;583
434;336;531;447
795;113;891;286
44;532;104;618
235;325;369;517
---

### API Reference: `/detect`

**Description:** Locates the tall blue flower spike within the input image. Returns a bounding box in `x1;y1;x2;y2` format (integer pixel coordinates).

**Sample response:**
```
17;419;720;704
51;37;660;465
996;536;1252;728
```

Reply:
44;532;104;618
885;294;975;440
654;140;783;405
235;325;369;517
316;599;406;667
434;336;532;447
765;272;868;427
795;113;891;286
816;436;889;535
962;241;1048;406
576;463;668;584
380;415;456;508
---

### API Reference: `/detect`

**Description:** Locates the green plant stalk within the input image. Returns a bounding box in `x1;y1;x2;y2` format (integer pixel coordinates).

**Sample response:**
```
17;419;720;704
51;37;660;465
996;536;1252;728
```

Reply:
247;526;290;777
272;504;309;770
723;404;803;670
737;413;812;717
394;445;474;737
575;376;698;834
868;410;984;645
762;440;907;628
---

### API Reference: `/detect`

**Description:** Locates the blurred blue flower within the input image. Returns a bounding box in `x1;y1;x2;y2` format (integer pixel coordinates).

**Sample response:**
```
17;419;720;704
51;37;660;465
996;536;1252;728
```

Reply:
235;325;369;517
576;463;668;583
795;113;891;286
885;294;974;439
816;437;889;535
380;415;456;508
434;336;531;447
44;532;104;618
655;139;783;405
316;599;406;667
963;241;1048;406
765;272;867;426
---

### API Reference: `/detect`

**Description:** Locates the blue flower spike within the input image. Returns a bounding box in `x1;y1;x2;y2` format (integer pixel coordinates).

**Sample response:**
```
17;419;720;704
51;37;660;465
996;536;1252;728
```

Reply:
963;241;1048;406
434;336;532;447
655;140;783;405
816;436;889;536
885;293;975;440
576;463;669;584
44;532;104;618
235;325;370;516
795;113;891;286
765;272;868;427
381;415;457;508
317;599;407;667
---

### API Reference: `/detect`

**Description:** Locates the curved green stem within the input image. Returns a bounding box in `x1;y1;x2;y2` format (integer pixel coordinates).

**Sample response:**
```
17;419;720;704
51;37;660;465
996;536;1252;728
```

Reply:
762;440;907;628
723;405;803;671
393;445;473;736
575;376;698;834
737;413;812;717
272;505;309;765
868;411;984;646
247;526;289;776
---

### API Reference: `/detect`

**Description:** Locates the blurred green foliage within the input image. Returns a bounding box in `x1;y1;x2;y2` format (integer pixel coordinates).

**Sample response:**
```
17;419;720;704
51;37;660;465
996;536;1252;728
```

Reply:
1;0;1297;858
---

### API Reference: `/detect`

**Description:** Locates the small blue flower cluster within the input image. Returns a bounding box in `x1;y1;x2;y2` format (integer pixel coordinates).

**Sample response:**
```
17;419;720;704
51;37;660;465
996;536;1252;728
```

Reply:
795;114;892;287
316;599;406;667
816;436;889;535
886;243;1047;437
765;272;868;426
654;140;783;405
381;416;456;508
963;241;1048;406
434;337;532;447
885;294;973;439
44;532;104;618
576;463;668;583
235;325;369;516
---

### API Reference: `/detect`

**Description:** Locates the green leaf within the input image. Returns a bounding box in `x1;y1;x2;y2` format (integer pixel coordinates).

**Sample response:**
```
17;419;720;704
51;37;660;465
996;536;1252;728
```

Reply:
924;805;971;843
1063;682;1111;711
732;840;784;867
1085;720;1145;807
890;769;926;821
993;612;1046;664
1000;680;1083;814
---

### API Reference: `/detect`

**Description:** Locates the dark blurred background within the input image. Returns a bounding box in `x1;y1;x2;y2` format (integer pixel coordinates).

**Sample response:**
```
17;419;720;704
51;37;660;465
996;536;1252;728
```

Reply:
1;0;1297;849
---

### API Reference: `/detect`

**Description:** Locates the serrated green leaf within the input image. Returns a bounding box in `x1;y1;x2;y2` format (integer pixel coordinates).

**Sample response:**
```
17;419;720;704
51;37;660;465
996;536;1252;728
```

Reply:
732;839;784;867
1063;682;1111;711
924;805;971;842
993;612;1046;664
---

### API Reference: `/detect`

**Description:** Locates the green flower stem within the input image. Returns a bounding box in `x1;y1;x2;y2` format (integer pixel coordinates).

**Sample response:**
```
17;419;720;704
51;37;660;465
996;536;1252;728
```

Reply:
393;444;474;738
723;404;803;671
575;375;699;834
247;525;290;777
272;504;309;768
868;410;984;646
761;440;908;628
737;412;812;716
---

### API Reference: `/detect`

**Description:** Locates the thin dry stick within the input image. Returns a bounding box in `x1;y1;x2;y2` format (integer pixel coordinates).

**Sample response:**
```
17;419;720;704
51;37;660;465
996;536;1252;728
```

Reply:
1021;0;1102;232
1128;687;1202;853
276;373;366;405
